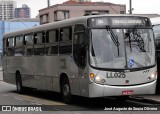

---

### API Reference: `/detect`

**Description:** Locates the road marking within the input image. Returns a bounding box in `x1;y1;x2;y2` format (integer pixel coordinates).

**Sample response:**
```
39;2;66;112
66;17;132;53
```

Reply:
14;97;24;101
31;102;42;105
2;94;9;97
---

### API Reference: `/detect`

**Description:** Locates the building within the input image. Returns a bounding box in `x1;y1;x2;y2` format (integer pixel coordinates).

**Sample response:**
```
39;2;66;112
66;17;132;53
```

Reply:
0;0;16;20
39;1;126;24
0;18;39;64
15;4;31;18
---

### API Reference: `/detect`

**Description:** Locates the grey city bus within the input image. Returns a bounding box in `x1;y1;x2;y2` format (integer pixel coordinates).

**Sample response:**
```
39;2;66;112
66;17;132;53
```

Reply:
151;17;160;93
2;14;157;103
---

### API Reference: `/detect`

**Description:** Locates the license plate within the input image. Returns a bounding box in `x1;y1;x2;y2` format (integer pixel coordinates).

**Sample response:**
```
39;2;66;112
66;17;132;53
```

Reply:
122;90;133;95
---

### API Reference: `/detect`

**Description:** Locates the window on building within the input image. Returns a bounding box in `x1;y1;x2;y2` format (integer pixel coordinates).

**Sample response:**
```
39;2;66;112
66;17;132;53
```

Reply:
40;13;49;24
98;10;109;14
63;11;69;19
120;11;125;14
54;10;69;21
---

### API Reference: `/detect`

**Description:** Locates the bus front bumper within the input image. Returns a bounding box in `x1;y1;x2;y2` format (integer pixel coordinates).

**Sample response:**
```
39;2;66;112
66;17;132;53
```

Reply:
88;80;156;97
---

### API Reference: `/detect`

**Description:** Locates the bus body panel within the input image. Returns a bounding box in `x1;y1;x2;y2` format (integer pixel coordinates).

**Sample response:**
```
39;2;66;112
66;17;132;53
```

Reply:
92;67;157;86
3;55;83;95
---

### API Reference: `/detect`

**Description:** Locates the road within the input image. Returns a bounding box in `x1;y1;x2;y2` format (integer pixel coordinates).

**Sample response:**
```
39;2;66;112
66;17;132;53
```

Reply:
0;70;160;113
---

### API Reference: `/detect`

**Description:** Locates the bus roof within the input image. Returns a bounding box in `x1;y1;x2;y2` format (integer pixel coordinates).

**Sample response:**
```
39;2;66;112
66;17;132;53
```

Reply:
150;17;160;25
3;14;149;38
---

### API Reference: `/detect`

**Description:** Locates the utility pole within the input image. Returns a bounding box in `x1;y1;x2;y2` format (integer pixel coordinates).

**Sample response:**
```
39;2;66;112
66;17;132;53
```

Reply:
47;0;50;7
129;0;134;14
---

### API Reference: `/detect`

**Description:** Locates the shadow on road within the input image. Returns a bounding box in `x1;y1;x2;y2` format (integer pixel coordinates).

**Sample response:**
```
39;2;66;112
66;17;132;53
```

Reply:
10;89;146;111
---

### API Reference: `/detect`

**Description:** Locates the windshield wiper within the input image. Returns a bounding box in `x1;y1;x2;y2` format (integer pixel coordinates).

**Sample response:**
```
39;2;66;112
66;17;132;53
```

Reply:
132;25;146;52
106;25;120;56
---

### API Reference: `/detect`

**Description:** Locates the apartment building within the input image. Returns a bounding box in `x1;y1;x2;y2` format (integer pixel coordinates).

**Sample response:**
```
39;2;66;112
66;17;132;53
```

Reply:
39;1;126;24
0;0;16;20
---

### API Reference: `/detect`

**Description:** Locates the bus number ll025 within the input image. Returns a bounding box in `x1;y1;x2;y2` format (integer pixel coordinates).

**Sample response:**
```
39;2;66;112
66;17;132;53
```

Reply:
106;72;126;78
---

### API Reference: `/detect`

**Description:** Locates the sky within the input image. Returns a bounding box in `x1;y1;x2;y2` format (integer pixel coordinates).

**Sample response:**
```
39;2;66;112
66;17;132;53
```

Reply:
14;0;160;18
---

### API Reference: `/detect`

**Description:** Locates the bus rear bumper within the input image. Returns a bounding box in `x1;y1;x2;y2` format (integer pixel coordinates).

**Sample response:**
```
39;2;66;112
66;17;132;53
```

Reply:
88;80;157;97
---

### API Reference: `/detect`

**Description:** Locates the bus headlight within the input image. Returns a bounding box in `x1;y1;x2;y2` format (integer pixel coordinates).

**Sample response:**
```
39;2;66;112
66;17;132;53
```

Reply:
95;76;101;82
150;72;157;79
148;72;157;81
95;75;106;84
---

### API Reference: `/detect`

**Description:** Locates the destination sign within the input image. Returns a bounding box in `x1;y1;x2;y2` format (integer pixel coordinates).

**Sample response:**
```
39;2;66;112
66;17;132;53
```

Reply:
112;19;143;25
89;16;151;28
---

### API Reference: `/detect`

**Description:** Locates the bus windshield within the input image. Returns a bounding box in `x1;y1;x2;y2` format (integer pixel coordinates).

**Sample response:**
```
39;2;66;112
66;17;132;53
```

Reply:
90;28;155;69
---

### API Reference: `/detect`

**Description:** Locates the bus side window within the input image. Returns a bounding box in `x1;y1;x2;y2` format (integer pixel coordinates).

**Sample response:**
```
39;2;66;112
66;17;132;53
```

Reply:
24;34;34;56
24;34;33;45
15;36;23;46
73;24;87;68
15;35;24;56
59;27;72;54
6;38;9;47
7;37;15;56
46;30;58;55
34;33;37;44
34;31;46;56
36;32;46;44
3;38;7;56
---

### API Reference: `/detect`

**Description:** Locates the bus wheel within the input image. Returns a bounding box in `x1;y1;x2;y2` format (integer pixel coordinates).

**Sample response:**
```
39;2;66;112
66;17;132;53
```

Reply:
16;73;23;94
61;78;72;104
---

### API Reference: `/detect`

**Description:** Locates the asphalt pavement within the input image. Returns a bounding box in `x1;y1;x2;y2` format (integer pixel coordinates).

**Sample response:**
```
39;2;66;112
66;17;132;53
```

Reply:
0;66;3;81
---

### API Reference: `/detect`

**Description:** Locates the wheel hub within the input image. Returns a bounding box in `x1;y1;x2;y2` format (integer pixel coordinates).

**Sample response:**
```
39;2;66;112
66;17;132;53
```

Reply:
63;84;70;96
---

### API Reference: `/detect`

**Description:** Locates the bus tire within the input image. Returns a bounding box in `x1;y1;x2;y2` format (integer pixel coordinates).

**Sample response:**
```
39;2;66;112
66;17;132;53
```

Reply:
16;73;23;94
61;78;72;104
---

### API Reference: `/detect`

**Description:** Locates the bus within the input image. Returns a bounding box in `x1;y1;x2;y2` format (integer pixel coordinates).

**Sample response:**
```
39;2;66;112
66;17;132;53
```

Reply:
150;17;160;93
151;17;160;68
2;14;157;103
